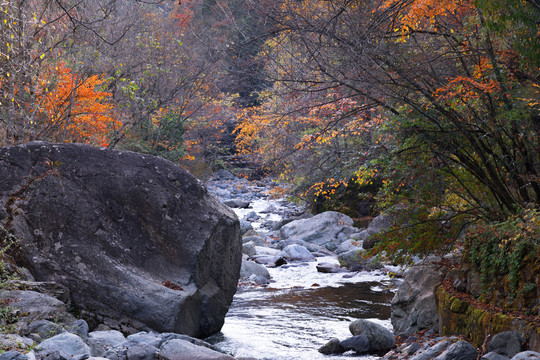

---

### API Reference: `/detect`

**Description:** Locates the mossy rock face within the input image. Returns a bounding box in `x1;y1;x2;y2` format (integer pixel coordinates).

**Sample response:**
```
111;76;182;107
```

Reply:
437;286;540;351
462;223;540;315
449;298;469;314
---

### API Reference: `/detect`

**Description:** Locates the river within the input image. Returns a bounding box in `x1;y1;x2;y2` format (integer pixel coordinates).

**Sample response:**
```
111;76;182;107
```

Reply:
207;258;395;359
205;178;398;359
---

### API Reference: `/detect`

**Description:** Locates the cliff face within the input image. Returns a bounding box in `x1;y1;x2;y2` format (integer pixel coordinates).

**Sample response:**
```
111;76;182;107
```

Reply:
0;142;242;338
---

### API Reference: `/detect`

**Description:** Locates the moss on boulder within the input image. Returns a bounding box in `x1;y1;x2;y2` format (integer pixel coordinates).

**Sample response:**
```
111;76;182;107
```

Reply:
437;285;540;351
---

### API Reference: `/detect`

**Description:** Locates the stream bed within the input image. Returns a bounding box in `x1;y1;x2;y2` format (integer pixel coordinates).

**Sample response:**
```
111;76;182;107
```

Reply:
207;258;395;359
206;175;398;359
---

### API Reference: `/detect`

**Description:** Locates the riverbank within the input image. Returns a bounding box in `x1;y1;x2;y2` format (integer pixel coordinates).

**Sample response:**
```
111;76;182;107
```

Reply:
204;170;540;360
1;161;539;360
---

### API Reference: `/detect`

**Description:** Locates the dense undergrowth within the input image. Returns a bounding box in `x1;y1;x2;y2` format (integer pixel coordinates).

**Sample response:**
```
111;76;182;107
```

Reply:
462;211;540;314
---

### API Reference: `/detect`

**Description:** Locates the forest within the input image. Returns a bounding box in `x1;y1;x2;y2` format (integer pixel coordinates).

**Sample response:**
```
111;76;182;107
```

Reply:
1;0;539;311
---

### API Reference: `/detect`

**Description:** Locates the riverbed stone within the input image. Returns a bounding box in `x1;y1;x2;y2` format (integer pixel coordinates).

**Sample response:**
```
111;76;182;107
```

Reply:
409;340;450;360
103;347;128;360
510;351;540;359
391;257;444;336
260;204;277;214
339;335;370;354
349;319;395;353
366;213;394;235
335;239;364;254
318;338;345;355
159;333;217;351
279;211;356;247
239;260;270;280
0;142;242;338
0;351;29;360
242;234;266;246
0;290;75;331
277;239;320;253
88;330;126;349
7;281;71;305
35;333;90;360
482;352;511;360
488;331;522;358
338;250;382;271
158;339;234;360
316;263;345;273
251;255;279;266
404;342;422;356
222;198;250;209
126;343;158;360
244;211;259;221
27;320;65;341
239;219;253;235
362;214;396;250
242;242;257;257
280;244;316;262
433;340;477;360
125;332;162;348
67;319;89;338
0;334;35;351
212;169;235;181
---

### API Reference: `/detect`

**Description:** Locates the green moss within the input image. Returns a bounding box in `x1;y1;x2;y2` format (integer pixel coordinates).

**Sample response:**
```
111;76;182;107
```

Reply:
450;298;469;314
462;213;540;312
437;286;535;348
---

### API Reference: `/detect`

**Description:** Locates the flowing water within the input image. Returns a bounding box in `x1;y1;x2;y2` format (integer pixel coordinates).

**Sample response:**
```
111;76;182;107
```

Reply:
207;257;396;359
206;182;398;359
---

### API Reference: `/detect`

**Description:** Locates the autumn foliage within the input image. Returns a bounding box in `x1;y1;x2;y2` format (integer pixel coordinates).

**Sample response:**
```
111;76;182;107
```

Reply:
1;0;220;157
36;63;119;146
231;0;540;265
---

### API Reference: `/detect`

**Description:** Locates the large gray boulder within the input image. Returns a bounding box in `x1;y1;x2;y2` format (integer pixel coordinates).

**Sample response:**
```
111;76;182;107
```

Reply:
0;142;242;338
279;211;356;247
391;257;445;336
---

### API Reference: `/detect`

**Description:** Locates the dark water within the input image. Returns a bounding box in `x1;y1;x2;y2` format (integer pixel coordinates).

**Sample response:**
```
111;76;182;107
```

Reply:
207;259;395;360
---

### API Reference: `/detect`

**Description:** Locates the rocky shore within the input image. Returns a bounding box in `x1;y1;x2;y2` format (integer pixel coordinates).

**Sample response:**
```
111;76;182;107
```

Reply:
206;170;540;360
1;144;539;360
